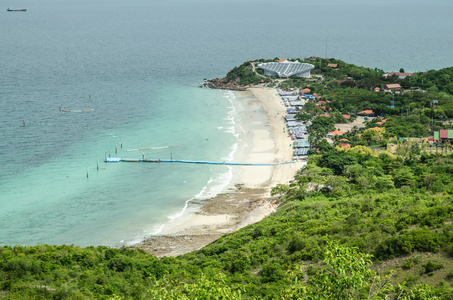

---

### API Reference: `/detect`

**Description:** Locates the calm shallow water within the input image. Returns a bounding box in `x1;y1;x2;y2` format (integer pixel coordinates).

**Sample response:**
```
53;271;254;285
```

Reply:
1;0;452;247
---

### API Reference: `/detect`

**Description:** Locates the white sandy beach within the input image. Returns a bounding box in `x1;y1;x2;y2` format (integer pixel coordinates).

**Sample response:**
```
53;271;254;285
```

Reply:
133;87;304;256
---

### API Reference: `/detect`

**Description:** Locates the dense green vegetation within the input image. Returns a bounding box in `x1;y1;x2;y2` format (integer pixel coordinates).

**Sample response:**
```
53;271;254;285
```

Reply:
2;59;453;299
228;57;453;145
2;151;453;298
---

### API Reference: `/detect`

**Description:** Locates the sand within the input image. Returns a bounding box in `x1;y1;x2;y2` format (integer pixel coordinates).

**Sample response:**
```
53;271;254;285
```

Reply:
130;87;303;257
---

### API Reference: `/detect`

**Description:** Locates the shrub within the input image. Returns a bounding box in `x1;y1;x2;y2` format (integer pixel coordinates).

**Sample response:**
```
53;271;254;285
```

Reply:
260;263;286;283
287;234;305;254
446;270;453;281
421;261;443;275
403;258;414;269
403;273;420;286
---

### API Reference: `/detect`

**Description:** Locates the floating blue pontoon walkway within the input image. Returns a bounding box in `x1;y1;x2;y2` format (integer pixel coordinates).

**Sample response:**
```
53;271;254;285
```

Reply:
105;158;295;166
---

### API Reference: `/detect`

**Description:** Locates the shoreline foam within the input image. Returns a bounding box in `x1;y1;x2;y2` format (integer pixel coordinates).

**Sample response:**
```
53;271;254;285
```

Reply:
131;87;304;257
142;90;243;237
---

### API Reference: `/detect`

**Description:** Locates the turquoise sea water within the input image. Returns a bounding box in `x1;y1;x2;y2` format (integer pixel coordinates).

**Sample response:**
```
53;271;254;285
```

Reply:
1;0;453;247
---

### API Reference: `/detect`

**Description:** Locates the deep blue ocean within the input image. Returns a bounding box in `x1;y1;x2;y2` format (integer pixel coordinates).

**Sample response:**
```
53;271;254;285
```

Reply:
1;0;452;247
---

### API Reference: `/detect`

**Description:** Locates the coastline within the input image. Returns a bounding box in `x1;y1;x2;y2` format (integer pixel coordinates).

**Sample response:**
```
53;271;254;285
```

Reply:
131;87;303;257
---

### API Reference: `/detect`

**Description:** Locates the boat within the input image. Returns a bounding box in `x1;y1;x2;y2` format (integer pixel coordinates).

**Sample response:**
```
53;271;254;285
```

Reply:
7;8;27;11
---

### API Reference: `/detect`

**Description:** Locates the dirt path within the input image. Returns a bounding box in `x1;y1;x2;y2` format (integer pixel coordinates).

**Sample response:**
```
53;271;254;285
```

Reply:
334;116;366;132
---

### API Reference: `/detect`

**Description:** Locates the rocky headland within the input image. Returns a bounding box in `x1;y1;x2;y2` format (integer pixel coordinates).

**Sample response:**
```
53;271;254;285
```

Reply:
202;77;249;91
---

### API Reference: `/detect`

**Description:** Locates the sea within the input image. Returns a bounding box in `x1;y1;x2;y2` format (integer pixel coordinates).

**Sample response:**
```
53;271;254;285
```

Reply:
1;0;452;247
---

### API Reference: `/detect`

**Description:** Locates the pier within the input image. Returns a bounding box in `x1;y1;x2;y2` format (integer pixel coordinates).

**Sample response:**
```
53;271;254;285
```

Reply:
105;158;295;166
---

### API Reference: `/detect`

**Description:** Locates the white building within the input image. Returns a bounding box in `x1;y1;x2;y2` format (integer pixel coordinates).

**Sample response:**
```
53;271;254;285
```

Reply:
258;61;314;78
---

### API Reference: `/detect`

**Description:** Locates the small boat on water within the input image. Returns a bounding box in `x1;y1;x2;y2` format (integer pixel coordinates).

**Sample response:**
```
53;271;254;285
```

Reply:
7;8;27;11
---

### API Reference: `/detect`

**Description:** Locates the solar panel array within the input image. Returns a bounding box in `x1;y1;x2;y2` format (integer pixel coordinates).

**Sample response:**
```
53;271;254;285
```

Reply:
258;62;314;77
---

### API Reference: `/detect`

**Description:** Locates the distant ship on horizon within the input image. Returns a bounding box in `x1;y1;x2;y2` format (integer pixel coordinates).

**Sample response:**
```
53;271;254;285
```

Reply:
7;7;27;11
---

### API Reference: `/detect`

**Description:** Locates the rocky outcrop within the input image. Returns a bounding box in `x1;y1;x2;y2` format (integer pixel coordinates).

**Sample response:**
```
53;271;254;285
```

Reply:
202;77;249;91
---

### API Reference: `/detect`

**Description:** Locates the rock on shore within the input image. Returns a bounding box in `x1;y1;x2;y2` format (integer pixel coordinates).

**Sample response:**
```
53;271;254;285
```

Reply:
203;77;249;91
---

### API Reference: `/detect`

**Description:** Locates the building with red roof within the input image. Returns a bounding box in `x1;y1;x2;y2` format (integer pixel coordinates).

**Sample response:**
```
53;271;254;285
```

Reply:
339;143;351;148
387;72;416;79
327;130;345;138
440;130;453;140
384;84;401;91
358;110;374;115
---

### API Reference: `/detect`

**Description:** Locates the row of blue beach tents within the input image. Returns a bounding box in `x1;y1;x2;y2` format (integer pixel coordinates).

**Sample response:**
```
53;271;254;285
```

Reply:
278;89;311;158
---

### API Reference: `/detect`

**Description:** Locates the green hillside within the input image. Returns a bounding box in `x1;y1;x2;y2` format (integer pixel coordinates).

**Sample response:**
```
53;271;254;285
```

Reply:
1;59;453;299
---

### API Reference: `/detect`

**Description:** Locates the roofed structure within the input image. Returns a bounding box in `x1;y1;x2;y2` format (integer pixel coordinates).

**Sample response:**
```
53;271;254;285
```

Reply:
282;96;299;101
386;72;416;79
295;139;310;148
437;130;453;140
285;115;296;122
327;130;344;138
384;84;401;91
295;148;310;156
358;110;374;115
287;108;297;114
258;61;314;78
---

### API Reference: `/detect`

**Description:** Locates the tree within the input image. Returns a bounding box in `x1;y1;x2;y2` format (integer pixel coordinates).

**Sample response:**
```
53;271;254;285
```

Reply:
317;139;333;153
309;116;336;134
314;239;393;299
282;238;394;300
375;175;395;192
295;112;312;122
317;150;358;175
148;273;244;300
271;184;290;196
361;128;385;145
